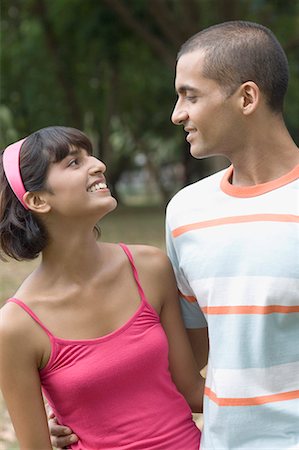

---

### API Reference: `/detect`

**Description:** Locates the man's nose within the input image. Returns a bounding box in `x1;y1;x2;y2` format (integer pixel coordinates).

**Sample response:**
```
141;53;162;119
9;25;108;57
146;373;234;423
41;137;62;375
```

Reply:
171;104;188;125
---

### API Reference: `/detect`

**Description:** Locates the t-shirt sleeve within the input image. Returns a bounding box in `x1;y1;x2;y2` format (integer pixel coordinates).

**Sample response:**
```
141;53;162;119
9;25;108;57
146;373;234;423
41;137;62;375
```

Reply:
165;216;207;329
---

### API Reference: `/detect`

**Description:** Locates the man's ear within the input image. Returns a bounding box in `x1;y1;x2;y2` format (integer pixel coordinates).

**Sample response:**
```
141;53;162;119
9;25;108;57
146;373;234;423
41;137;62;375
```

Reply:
239;81;260;115
23;191;51;214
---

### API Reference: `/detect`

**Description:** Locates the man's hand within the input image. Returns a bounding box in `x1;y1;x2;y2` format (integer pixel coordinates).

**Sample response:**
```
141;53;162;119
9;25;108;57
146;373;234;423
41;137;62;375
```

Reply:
48;411;78;449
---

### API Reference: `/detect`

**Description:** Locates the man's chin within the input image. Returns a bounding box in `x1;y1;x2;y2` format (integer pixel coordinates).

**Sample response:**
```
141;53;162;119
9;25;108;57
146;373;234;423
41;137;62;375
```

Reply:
190;146;209;159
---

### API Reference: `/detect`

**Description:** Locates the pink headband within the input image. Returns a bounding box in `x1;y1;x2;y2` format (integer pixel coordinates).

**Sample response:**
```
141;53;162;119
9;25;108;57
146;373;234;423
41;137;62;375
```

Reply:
3;138;29;210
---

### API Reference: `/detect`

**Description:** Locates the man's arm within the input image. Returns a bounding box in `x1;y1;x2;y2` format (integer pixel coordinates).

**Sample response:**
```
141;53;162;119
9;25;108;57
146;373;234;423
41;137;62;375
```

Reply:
48;410;78;449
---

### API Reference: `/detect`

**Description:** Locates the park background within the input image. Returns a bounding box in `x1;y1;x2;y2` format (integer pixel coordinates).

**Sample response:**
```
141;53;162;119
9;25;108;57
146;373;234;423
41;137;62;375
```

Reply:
1;0;298;448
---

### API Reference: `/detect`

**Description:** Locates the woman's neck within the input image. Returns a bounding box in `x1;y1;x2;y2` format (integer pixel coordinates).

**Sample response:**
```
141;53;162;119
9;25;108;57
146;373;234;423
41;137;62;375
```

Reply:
40;228;104;283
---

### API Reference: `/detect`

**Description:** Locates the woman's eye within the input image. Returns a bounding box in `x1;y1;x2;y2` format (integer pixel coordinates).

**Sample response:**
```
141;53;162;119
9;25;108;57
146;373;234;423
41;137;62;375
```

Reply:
68;159;79;167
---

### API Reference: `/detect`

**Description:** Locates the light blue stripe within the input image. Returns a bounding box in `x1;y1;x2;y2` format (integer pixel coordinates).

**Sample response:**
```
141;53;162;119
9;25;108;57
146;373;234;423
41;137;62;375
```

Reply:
175;222;299;279
208;313;299;369
203;396;299;449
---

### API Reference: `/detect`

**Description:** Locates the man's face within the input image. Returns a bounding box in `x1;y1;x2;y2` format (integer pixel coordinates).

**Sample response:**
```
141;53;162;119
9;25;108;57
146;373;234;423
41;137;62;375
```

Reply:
172;50;240;159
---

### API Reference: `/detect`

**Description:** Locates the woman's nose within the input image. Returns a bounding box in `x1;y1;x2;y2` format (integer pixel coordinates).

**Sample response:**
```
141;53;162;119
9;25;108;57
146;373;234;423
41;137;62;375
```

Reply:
89;157;106;174
171;103;188;125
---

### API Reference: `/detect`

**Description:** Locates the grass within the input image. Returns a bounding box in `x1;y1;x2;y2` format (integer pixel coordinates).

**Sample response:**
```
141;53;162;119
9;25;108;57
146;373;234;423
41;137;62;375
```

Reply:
0;205;167;448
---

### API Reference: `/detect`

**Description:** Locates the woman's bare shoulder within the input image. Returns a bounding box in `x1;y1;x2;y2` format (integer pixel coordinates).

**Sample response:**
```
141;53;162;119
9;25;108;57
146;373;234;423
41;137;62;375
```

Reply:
0;301;33;347
127;244;168;262
126;244;173;278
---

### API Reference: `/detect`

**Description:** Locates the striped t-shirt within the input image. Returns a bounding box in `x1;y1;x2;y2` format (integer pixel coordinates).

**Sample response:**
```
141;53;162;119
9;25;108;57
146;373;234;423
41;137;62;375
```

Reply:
166;164;299;450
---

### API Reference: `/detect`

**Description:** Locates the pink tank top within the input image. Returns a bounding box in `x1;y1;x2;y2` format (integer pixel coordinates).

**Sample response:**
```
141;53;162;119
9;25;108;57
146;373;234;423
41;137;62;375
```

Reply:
7;244;200;449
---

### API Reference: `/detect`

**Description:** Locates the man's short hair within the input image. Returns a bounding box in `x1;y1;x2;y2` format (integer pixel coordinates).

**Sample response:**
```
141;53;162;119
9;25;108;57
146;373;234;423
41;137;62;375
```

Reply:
178;21;289;113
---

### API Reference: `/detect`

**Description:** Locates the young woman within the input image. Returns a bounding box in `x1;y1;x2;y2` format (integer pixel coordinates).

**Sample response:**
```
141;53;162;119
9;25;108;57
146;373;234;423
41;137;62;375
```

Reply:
0;126;203;449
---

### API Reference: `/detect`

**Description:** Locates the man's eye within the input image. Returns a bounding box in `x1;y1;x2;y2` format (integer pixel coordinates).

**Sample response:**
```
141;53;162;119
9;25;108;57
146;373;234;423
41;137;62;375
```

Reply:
186;96;197;102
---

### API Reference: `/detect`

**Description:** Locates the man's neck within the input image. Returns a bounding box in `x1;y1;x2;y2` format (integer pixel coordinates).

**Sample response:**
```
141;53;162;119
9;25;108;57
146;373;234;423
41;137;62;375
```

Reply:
230;119;299;186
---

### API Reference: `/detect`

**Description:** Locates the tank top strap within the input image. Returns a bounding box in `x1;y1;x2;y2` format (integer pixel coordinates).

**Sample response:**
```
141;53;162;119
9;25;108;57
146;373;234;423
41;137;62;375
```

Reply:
119;243;147;304
6;298;54;338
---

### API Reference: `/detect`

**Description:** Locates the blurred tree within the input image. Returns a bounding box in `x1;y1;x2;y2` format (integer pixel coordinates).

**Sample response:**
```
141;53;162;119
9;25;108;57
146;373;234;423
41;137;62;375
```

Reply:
1;0;298;203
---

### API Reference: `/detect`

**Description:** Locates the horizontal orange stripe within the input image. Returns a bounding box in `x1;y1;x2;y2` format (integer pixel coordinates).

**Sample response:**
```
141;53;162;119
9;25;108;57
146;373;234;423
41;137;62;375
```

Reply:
202;305;299;315
205;386;299;406
178;290;197;303
172;214;299;238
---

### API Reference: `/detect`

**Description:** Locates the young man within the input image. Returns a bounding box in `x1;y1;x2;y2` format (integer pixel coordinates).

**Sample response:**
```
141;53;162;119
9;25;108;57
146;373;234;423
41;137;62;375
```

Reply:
50;21;299;449
166;20;299;450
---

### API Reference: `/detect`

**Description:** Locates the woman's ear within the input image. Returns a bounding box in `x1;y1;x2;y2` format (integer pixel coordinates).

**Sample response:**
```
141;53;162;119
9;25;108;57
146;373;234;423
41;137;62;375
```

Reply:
23;191;51;214
239;81;260;115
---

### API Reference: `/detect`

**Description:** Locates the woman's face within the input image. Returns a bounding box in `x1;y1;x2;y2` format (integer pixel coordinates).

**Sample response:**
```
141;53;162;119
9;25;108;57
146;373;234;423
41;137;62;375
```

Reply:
43;147;117;220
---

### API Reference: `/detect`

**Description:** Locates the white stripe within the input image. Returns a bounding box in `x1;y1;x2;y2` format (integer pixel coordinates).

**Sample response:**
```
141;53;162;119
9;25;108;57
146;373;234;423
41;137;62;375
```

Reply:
190;276;299;308
168;175;298;229
206;361;299;398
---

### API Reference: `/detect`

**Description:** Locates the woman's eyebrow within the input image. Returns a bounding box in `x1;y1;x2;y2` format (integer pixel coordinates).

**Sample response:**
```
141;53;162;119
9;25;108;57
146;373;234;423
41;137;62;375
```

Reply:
68;148;81;156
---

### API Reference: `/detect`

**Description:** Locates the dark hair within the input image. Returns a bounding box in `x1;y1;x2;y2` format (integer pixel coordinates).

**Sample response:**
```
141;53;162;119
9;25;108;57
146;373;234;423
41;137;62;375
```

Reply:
0;126;96;261
178;21;289;112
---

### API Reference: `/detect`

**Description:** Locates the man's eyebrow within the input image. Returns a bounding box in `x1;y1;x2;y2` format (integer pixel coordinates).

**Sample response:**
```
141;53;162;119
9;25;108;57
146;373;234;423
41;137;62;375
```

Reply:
176;85;199;94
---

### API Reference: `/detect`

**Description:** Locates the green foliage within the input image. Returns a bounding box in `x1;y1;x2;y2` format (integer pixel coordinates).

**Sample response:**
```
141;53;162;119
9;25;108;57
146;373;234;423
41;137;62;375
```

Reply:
1;0;298;188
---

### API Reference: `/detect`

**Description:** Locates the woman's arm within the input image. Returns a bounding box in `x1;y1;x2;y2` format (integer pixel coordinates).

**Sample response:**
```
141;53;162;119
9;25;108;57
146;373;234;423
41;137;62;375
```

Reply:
0;306;53;450
187;327;209;375
157;253;205;412
134;246;206;412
